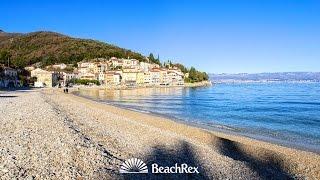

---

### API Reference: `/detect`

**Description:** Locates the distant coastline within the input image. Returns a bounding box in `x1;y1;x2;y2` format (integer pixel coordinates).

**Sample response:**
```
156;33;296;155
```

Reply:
210;72;320;83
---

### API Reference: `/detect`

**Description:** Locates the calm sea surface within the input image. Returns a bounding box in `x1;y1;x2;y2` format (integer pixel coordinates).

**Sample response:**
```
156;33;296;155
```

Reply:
74;83;320;152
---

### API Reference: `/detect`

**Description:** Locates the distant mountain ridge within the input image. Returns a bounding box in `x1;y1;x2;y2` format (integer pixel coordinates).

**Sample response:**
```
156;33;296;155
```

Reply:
210;72;320;82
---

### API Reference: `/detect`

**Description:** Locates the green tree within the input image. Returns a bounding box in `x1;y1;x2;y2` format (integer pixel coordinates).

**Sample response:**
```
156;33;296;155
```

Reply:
187;66;208;83
189;67;197;81
0;51;11;66
148;53;161;65
174;63;188;73
148;53;155;62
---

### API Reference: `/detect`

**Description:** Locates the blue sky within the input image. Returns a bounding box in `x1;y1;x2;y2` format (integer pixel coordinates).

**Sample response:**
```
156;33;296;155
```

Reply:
1;0;319;73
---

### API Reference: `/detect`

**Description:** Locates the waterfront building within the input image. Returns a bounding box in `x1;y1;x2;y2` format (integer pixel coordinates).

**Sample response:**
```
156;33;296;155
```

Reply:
150;68;160;85
143;72;152;85
79;73;96;80
159;68;169;85
0;67;19;88
98;72;105;83
105;71;121;85
168;68;184;86
122;71;137;85
136;72;145;85
31;68;59;87
4;67;18;77
61;72;75;86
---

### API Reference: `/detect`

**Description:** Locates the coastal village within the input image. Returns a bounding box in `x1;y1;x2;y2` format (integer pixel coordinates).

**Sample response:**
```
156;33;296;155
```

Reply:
1;57;190;89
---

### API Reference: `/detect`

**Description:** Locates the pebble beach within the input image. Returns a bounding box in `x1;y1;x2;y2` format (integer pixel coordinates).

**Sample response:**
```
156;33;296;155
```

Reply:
0;89;319;179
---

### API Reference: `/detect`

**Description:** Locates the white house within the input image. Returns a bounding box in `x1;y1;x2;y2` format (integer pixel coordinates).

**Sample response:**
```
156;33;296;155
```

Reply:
139;62;152;72
61;72;75;86
52;63;67;69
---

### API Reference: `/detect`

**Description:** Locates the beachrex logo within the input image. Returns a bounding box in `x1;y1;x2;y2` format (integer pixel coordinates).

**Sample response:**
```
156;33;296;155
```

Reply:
152;163;199;174
119;158;199;174
119;158;148;173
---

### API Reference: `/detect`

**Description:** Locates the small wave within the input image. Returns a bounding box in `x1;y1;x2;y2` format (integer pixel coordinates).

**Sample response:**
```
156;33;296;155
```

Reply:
279;101;320;105
126;108;150;114
192;121;236;131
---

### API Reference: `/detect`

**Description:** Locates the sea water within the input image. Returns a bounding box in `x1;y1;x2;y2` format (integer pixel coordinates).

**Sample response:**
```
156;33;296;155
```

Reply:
74;82;320;152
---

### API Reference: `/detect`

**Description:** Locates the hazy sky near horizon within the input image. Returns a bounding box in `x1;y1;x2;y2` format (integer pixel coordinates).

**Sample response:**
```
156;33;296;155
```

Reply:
1;0;320;73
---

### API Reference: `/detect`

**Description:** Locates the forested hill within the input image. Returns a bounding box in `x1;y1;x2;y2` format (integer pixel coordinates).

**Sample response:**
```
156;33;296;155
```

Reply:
0;31;146;67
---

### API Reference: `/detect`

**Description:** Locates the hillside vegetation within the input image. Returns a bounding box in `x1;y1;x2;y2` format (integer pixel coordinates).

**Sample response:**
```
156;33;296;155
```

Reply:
0;31;145;67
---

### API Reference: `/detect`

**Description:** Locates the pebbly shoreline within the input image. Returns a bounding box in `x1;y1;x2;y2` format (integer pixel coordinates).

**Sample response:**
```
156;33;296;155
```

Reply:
72;80;212;91
184;80;212;87
0;89;319;179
